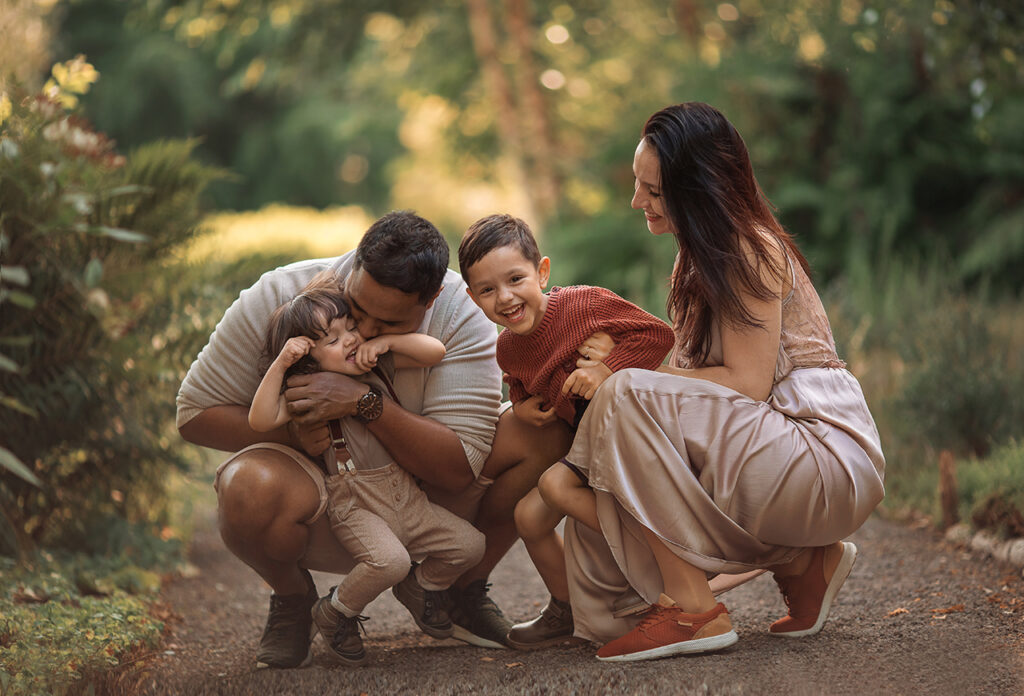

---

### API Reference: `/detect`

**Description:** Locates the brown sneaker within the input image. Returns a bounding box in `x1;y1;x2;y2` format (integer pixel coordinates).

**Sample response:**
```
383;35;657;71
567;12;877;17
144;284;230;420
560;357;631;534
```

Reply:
596;595;737;662
769;541;857;638
507;595;574;650
311;594;367;665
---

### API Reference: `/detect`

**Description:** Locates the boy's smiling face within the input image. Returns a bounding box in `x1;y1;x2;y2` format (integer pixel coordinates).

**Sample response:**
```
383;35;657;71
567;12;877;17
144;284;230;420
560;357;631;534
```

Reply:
465;245;551;336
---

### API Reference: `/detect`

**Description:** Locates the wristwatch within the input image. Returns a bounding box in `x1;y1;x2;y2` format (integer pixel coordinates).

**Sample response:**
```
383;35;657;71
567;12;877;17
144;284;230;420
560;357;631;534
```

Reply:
354;384;384;423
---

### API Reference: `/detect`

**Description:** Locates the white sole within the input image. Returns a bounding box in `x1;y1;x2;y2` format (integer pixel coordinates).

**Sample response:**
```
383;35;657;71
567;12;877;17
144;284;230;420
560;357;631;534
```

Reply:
770;541;858;638
451;624;508;650
596;629;739;662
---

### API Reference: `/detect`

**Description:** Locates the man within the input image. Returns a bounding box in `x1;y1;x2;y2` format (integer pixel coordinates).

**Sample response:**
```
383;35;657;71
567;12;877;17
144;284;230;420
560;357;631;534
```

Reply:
177;211;558;667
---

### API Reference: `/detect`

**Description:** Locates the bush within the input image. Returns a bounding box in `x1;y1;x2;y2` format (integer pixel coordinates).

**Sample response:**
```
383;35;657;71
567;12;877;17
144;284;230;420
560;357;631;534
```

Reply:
0;58;228;558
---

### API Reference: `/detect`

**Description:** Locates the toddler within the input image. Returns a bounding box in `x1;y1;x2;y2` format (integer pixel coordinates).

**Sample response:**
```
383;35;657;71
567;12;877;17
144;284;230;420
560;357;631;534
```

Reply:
249;270;485;664
458;214;674;649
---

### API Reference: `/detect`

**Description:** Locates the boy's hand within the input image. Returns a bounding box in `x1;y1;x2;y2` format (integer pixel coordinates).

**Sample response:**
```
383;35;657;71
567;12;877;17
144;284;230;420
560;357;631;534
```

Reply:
562;363;614;400
513;395;559;427
279;336;314;366
355;337;390;372
576;331;615;367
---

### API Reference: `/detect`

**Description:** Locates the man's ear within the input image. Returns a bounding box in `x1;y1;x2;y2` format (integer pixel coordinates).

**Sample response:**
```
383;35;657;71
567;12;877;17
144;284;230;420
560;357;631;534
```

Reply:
424;284;444;310
538;257;551;290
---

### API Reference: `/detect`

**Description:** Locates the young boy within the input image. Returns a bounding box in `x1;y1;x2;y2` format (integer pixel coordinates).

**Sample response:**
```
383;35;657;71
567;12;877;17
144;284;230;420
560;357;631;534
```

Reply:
458;214;675;649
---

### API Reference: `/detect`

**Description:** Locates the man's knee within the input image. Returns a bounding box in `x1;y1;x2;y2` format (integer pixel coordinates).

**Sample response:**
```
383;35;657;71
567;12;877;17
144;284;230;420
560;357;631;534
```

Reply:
217;451;321;539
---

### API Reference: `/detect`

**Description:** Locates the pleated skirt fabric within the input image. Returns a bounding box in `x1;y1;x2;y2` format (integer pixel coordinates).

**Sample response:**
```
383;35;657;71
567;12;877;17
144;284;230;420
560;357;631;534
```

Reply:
563;367;885;643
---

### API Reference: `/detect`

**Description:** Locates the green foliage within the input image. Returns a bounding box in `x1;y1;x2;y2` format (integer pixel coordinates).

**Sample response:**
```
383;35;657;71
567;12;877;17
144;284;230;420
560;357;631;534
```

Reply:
0;547;170;696
0;70;231;558
891;297;1024;458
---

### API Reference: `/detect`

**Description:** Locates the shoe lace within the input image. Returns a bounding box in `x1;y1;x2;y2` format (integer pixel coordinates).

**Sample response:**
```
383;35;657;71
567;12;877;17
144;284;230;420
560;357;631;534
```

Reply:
331;614;368;650
461;581;500;615
634;604;671;632
774;575;795;609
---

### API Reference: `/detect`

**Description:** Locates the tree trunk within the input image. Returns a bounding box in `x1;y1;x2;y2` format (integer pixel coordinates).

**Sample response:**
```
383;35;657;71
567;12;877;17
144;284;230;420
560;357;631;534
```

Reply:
504;0;559;224
938;449;959;530
464;0;537;224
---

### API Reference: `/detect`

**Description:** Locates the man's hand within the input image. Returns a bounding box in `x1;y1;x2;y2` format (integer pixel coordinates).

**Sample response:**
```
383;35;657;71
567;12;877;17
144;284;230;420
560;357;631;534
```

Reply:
576;331;615;366
287;419;331;457
284;371;367;425
562;363;614;400
512;395;559;428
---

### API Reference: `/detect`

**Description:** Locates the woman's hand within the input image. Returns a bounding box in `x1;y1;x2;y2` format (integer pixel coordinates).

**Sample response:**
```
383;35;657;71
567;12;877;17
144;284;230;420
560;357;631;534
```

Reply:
576;331;615;366
562;363;614;400
512;395;559;428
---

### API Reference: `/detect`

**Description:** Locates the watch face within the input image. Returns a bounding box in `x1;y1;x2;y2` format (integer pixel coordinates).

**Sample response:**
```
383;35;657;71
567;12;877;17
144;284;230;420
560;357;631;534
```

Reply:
357;386;384;422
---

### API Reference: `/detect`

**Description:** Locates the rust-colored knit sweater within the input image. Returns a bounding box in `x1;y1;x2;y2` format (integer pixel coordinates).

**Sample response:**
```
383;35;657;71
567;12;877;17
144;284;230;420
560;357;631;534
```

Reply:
497;286;675;425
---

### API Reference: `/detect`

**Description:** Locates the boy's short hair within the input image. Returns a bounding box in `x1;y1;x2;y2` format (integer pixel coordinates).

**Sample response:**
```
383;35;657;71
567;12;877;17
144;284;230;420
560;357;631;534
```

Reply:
458;214;541;280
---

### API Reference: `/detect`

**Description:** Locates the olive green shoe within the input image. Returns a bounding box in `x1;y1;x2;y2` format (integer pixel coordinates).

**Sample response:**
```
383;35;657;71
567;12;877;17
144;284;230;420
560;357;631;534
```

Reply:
507;595;574;650
449;580;512;649
254;569;317;669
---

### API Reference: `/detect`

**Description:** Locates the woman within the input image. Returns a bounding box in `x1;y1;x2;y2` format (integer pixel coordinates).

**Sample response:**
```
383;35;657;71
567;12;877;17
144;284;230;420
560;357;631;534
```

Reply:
551;102;885;662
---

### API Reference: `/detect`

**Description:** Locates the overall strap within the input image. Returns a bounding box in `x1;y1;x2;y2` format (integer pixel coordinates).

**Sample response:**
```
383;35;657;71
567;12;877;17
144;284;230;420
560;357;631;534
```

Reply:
326;366;402;472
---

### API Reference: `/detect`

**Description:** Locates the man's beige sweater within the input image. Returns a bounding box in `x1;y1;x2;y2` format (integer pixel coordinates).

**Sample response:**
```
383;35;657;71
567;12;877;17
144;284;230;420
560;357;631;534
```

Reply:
176;251;502;477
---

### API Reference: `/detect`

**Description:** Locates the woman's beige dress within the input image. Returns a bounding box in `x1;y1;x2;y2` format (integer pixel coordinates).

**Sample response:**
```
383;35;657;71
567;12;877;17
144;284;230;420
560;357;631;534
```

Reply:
563;258;885;643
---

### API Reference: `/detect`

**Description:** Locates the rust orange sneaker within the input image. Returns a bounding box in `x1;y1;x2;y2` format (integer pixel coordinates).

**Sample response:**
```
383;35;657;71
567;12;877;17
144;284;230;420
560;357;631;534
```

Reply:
595;595;737;662
769;541;857;638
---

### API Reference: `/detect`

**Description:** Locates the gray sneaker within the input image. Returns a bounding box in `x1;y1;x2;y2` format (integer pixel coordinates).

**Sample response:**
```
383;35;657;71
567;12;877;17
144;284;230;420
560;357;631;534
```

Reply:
449;580;512;649
392;568;454;639
311;593;367;665
254;569;317;669
507;595;574;650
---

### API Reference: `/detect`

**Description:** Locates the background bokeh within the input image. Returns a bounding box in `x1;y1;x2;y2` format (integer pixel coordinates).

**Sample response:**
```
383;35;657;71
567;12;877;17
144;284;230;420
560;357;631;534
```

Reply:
1;1;1023;689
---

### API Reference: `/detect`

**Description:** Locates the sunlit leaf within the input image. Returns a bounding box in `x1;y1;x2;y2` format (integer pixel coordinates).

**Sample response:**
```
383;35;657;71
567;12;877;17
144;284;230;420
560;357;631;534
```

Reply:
0;265;30;286
84;258;103;288
0;395;37;417
0;446;41;487
88;226;149;243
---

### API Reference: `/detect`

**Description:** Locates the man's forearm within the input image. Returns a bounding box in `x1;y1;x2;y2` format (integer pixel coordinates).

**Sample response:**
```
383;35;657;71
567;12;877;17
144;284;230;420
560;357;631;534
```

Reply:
368;400;474;492
179;404;293;452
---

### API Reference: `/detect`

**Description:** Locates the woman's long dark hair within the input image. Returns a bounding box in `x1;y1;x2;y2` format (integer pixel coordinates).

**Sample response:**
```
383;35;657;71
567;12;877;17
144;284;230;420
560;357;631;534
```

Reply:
261;270;350;380
642;102;810;365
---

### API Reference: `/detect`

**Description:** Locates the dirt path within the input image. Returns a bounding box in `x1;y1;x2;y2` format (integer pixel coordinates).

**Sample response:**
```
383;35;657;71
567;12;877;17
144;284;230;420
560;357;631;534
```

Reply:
132;502;1024;695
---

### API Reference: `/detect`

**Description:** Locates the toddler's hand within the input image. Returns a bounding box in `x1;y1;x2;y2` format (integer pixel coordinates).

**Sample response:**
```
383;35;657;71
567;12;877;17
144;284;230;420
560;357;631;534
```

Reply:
562;363;614;401
576;331;615;367
513;395;559;428
280;336;314;366
355;338;390;373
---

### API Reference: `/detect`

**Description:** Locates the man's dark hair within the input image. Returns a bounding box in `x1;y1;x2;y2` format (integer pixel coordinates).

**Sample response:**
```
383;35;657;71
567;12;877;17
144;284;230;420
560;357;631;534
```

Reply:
354;211;449;303
458;214;541;280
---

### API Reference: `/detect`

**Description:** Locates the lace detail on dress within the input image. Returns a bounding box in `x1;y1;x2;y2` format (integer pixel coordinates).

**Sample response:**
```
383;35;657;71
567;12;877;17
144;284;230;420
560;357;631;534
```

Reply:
775;253;844;382
669;251;845;382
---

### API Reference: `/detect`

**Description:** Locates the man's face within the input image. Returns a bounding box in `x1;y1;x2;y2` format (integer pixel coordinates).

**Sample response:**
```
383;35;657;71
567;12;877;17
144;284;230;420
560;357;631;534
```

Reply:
344;266;432;339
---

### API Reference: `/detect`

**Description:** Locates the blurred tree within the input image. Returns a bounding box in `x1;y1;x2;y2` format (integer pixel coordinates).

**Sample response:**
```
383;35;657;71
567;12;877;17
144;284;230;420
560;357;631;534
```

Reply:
48;0;1024;294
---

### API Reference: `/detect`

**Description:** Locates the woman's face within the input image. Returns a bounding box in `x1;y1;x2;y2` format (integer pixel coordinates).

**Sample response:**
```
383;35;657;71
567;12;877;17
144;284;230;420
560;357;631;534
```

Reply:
631;139;673;236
